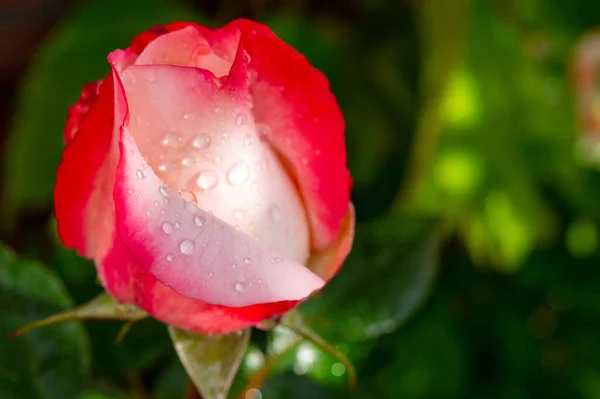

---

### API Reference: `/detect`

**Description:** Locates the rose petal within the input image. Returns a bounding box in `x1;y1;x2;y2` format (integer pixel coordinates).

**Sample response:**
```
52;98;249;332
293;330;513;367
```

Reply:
114;61;311;265
64;80;102;143
223;19;351;250
307;203;355;281
113;129;325;306
134;26;232;77
55;76;115;258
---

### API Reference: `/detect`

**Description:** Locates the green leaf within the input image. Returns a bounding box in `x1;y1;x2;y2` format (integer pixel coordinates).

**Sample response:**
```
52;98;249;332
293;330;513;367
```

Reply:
0;243;90;399
300;216;441;342
1;0;202;227
169;327;250;399
12;293;147;338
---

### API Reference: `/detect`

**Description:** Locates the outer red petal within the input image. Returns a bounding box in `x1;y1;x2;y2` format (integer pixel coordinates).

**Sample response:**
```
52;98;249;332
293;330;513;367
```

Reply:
225;19;351;250
55;76;114;256
64;80;102;143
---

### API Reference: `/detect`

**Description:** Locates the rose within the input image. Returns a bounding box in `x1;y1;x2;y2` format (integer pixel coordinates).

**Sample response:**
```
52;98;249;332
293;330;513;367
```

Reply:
55;20;354;334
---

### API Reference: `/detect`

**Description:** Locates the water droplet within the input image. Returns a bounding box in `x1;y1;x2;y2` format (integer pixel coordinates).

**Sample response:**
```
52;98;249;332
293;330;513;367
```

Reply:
227;161;250;186
162;222;174;234
180;190;197;204
231;263;236;269
194;215;206;227
209;272;214;278
192;134;211;149
127;189;134;194
234;209;245;220
183;112;195;120
196;170;219;190
181;156;195;167
235;281;248;292
214;106;223;113
161;209;166;215
166;253;175;262
164;198;170;205
257;278;263;284
175;222;181;229
244;257;251;264
145;211;151;216
158;164;168;172
221;130;229;139
269;205;281;222
243;135;252;147
180;239;195;255
153;201;159;207
270;257;277;264
161;132;180;147
214;155;222;163
136;169;146;179
159;185;169;197
236;113;247;126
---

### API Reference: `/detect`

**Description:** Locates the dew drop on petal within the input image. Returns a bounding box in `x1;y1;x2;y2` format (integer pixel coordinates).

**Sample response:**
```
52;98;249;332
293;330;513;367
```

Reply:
234;209;245;221
257;278;263;284
194;215;206;227
243;135;252;147
153;201;160;207
227;161;250;186
161;209;166;215
175;222;181;229
181;156;195;167
136;169;146;179
159;185;169;197
162;222;174;234
196;170;219;191
166;253;175;262
180;190;197;204
183;112;195;120
235;281;247;292
179;239;195;255
236;113;247;126
214;155;222;163
244;257;251;264
209;272;214;278
161;132;178;147
192;134;211;149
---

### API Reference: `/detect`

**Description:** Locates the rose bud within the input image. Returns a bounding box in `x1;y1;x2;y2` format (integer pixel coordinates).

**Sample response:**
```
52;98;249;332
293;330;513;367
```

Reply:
55;20;354;334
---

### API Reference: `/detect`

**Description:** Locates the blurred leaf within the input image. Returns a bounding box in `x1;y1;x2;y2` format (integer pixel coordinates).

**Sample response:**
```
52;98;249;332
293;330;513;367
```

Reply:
88;318;171;375
0;243;89;399
300;217;441;342
1;0;203;227
152;359;187;399
12;293;147;338
168;327;250;399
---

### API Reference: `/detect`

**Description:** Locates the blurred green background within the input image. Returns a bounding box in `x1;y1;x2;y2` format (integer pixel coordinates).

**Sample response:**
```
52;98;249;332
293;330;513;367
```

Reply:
2;0;600;398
